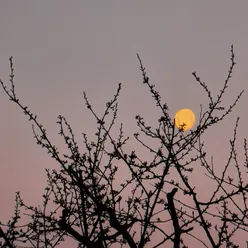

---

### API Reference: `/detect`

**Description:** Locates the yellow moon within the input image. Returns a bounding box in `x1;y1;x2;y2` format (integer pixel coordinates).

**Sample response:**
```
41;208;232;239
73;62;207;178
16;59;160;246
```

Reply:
174;109;196;131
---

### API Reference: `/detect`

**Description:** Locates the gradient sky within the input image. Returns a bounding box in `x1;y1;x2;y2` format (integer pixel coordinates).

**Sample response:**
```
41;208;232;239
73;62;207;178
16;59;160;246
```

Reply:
0;1;248;247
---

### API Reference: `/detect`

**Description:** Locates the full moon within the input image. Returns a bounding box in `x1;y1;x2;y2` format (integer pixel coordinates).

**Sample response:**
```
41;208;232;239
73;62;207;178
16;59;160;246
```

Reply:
174;109;196;131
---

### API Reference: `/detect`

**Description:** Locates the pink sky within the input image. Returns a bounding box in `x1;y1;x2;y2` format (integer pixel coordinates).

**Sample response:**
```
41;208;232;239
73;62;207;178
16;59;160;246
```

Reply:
0;1;248;247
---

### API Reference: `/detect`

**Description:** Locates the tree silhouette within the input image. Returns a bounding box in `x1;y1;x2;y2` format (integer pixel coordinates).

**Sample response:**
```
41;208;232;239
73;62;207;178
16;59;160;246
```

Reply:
0;46;247;248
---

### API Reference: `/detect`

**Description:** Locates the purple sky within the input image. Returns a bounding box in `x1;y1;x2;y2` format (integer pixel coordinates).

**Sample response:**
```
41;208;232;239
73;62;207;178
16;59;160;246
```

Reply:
0;1;248;247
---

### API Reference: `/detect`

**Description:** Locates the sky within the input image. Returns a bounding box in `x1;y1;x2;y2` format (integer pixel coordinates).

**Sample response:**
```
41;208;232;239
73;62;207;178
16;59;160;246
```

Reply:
0;1;248;247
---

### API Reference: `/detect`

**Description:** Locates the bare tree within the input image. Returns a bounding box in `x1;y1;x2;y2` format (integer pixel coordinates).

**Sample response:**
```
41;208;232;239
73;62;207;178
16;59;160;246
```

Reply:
0;45;247;248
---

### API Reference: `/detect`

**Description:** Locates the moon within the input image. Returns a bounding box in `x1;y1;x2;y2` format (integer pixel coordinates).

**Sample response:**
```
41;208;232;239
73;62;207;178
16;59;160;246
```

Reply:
174;109;196;131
